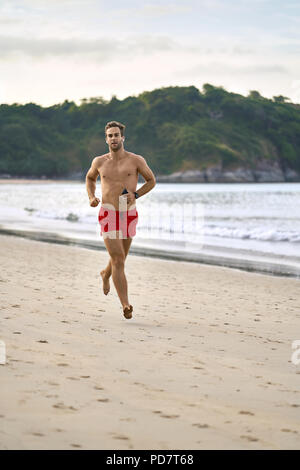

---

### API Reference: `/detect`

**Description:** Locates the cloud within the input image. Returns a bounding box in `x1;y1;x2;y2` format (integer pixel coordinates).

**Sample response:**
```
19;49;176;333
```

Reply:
0;32;257;62
1;0;299;106
0;34;177;60
177;62;290;78
0;18;22;25
8;0;98;6
116;3;192;18
185;44;255;55
244;65;289;74
0;35;111;59
276;43;300;54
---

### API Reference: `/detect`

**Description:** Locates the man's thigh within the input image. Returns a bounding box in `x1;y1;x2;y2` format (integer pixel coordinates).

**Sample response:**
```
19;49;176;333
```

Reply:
122;237;133;257
103;236;125;259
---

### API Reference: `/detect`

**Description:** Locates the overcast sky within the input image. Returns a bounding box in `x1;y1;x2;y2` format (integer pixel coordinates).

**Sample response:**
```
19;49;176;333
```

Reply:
1;0;300;106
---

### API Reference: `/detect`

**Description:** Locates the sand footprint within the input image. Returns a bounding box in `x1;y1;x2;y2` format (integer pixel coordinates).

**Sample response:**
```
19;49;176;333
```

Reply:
240;435;259;442
53;402;78;411
160;414;180;419
111;434;130;441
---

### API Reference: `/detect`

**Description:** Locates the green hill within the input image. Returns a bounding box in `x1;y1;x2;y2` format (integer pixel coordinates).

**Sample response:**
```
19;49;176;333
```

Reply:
0;84;299;181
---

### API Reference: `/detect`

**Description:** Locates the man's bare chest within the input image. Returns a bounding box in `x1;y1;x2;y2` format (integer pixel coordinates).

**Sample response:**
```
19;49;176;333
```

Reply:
99;160;138;182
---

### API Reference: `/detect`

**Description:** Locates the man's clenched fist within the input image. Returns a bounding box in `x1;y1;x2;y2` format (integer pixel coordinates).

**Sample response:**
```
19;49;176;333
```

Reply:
89;196;100;207
125;191;136;207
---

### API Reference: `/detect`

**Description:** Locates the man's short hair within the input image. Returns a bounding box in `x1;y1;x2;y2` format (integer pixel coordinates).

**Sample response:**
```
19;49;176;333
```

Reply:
105;121;126;137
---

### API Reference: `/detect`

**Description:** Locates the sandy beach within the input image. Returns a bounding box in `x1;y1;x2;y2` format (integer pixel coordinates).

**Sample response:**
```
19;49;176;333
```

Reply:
0;234;299;450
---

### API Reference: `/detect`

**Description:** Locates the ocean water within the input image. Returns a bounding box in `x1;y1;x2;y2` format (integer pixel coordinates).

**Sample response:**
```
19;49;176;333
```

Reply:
0;182;300;276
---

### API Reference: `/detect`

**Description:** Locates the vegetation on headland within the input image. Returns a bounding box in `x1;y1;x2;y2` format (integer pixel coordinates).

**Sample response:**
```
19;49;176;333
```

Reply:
0;84;299;181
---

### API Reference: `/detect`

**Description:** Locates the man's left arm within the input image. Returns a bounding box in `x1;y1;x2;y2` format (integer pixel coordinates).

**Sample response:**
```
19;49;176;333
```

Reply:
134;155;156;198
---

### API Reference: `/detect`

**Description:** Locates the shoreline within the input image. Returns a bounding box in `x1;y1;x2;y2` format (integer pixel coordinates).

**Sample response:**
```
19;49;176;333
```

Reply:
0;234;299;449
0;227;299;279
1;178;300;185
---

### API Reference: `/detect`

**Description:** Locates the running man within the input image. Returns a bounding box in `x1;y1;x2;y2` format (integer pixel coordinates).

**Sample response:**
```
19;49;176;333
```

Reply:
86;121;156;319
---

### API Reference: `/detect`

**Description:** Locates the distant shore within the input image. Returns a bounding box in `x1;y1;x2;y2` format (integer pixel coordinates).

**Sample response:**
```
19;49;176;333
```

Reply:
1;177;300;185
1;166;300;185
0;178;81;184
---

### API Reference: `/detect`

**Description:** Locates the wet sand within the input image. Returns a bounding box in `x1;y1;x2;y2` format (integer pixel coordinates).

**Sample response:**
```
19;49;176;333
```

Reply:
0;234;299;449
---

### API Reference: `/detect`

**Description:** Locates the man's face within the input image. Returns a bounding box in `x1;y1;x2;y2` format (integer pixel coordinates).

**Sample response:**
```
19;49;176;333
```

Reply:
106;127;124;152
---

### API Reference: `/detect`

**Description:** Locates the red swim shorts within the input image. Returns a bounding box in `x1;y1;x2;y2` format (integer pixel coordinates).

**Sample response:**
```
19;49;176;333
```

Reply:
98;206;139;238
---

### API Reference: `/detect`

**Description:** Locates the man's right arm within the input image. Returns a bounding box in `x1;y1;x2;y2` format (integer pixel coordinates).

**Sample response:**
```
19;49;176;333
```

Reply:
86;157;100;206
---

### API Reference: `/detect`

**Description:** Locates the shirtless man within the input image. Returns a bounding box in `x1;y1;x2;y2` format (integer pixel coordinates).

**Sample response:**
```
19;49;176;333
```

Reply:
85;121;156;319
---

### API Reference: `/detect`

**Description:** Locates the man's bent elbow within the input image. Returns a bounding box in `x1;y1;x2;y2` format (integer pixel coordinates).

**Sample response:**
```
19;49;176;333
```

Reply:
150;177;156;187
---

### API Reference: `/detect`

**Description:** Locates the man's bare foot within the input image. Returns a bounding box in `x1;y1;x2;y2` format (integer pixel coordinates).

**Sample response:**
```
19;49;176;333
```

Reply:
123;304;133;319
100;270;110;295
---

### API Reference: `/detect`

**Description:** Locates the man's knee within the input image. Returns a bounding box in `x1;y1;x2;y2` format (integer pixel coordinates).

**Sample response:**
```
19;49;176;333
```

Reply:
111;253;125;268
